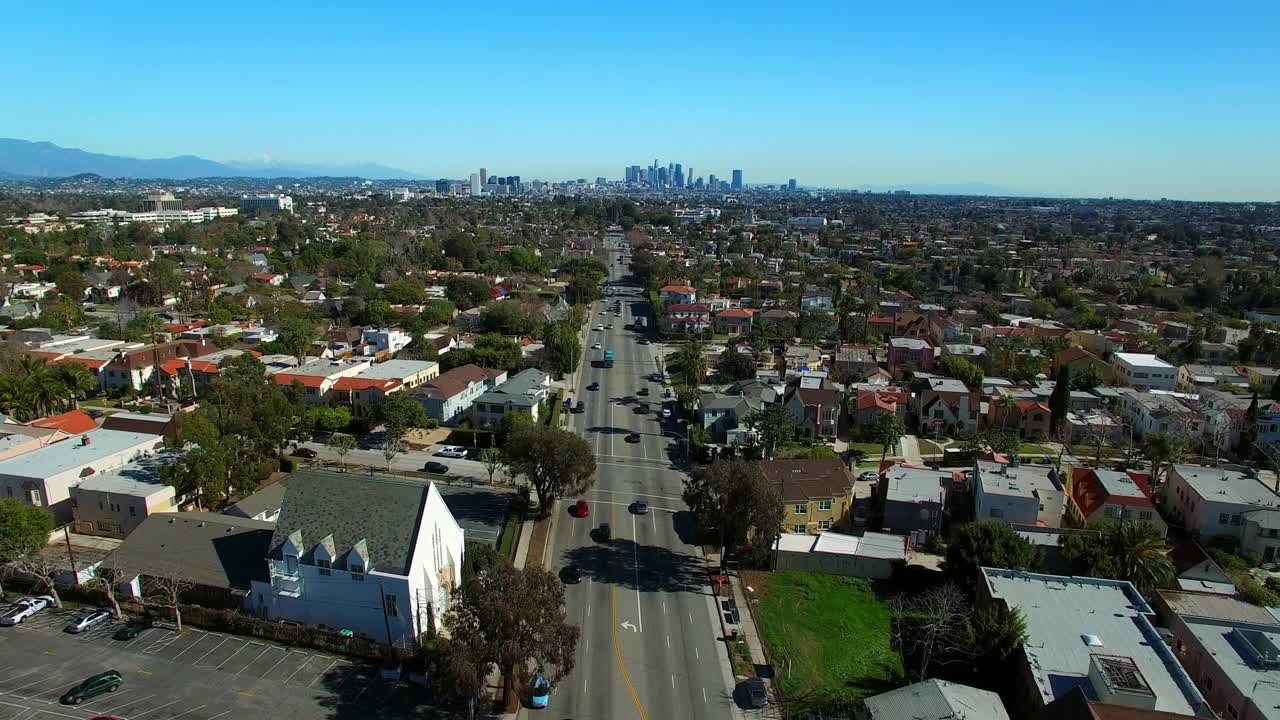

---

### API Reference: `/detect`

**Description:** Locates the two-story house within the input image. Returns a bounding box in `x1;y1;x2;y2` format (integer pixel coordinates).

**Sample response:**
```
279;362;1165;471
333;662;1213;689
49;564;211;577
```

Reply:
332;360;440;420
659;285;698;305
799;288;834;311
1111;352;1177;391
1164;464;1280;561
697;393;763;444
272;358;374;405
916;377;980;436
250;470;464;648
359;327;412;356
668;303;711;333
470;368;550;429
413;364;507;424
783;387;842;441
714;308;755;337
878;463;952;544
973;459;1066;528
761;459;855;534
888;337;936;377
1067;467;1165;536
1116;389;1203;439
853;387;909;436
986;398;1052;440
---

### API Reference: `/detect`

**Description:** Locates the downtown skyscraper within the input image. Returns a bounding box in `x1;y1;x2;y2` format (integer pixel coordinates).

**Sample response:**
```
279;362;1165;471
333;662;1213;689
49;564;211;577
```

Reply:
731;169;743;191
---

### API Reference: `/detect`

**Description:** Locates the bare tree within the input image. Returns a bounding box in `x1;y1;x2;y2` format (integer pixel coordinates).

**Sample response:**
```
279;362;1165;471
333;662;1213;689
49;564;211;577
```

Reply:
12;551;64;608
144;574;193;631
94;556;127;620
327;432;357;472
382;434;406;471
889;584;974;681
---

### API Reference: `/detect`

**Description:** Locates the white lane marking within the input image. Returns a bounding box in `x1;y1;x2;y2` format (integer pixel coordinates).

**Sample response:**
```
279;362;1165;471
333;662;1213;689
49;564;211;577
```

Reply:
587;603;591;618
171;632;209;660
689;612;694;624
666;635;670;649
236;646;271;676
193;636;229;665
632;512;642;632
308;659;339;688
591;499;678;513
589;487;684;502
0;669;40;684
652;509;657;532
124;626;157;649
35;679;85;704
695;646;700;660
82;690;145;708
703;687;707;703
262;650;292;677
6;672;66;695
167;704;209;719
671;674;675;689
121;698;182;718
662;601;666;614
206;711;232;720
217;641;248;670
281;654;314;684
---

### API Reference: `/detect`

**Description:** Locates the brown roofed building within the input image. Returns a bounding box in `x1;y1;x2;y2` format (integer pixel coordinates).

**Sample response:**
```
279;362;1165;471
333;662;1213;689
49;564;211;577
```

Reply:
761;459;855;534
413;364;507;424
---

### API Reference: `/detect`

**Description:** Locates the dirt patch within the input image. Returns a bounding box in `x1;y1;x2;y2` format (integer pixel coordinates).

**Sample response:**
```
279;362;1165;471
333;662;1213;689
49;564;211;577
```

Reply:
526;515;551;568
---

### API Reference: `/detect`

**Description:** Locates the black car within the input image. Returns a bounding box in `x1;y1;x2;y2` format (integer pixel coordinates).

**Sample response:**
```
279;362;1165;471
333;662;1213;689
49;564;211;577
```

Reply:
560;565;583;584
631;500;650;515
113;617;152;641
575;400;585;413
626;432;641;443
637;387;649;396
743;677;769;708
423;461;449;474
594;523;612;542
290;447;318;459
588;381;600;391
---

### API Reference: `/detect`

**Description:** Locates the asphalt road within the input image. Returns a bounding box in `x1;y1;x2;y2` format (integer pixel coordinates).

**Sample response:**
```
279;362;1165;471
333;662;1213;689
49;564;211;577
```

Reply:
548;237;738;720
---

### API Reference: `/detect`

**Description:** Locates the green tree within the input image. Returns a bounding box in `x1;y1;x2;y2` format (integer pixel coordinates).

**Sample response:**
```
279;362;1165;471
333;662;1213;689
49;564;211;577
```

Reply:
667;340;707;388
541;321;581;378
375;392;434;445
1142;432;1185;485
326;432;357;471
937;355;983;389
303;406;352;435
682;458;784;565
444;276;492;310
54;269;87;301
479;446;504;484
440;334;523;371
945;520;1041;584
420;299;457;327
1060;520;1175;595
744;403;799;459
505;425;596;515
278;317;321;365
1070;363;1104;391
0;499;53;598
714;347;757;382
497;411;535;446
55;362;98;410
483;300;537;336
1049;365;1071;434
870;409;906;464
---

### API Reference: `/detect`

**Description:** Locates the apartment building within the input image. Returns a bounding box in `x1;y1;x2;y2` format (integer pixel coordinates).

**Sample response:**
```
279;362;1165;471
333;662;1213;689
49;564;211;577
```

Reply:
973;459;1066;529
1112;352;1177;391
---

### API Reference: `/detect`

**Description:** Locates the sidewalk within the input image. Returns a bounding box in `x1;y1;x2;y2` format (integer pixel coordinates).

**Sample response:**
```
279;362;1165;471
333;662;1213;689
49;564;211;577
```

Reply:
726;570;778;718
899;434;923;464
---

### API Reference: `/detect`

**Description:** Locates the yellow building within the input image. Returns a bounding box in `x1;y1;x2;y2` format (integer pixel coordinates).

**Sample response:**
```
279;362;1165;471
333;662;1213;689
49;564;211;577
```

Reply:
761;459;856;534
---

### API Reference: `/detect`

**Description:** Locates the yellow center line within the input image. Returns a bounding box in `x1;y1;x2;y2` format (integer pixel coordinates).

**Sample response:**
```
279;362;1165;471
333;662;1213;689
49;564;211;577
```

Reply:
610;503;648;720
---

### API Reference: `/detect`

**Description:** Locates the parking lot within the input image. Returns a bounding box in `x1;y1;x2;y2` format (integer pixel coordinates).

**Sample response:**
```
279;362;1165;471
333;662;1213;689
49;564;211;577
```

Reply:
0;606;446;719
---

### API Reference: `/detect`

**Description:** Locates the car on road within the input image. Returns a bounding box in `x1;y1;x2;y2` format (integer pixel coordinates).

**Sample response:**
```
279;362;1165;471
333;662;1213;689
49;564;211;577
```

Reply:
663;388;672;399
571;499;590;517
289;446;318;459
0;595;55;626
423;461;450;474
638;338;649;345
559;565;583;584
637;387;649;396
599;311;608;316
530;674;551;709
606;323;613;329
661;408;671;419
649;372;663;382
626;431;641;443
61;670;122;705
65;608;113;634
743;677;769;708
858;470;881;482
594;523;612;542
634;404;648;414
631;500;649;515
575;400;585;413
595;324;604;331
591;342;602;349
588;381;599;391
112;617;152;640
434;445;468;459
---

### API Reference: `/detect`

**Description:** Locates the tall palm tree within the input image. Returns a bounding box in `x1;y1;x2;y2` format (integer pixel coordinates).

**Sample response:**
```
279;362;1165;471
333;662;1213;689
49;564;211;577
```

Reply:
135;310;165;344
1109;521;1175;596
1142;432;1184;486
0;375;29;420
18;357;64;420
55;363;98;410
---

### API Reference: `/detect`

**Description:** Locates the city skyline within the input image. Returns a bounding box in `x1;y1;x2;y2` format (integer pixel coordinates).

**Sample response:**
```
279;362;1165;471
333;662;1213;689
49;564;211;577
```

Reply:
1;2;1278;201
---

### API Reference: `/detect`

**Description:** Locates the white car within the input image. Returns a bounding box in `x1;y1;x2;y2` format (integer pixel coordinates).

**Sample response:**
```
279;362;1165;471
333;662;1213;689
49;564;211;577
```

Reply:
662;409;672;419
858;470;881;482
434;445;468;459
595;325;604;331
600;311;608;316
592;343;602;349
0;595;55;626
64;608;112;634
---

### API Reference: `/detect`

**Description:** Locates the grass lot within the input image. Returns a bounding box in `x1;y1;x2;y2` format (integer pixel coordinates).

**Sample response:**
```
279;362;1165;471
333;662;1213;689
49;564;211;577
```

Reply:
752;571;902;705
847;442;888;458
1018;442;1053;455
495;496;524;560
81;397;118;409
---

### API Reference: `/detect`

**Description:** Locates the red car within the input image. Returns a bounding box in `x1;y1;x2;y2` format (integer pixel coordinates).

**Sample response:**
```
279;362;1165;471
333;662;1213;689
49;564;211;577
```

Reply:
571;499;590;517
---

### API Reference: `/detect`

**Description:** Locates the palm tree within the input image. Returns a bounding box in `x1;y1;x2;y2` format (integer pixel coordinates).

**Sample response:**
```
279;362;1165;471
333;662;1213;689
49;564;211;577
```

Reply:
135;310;165;344
18;357;64;420
1142;432;1184;486
1110;521;1175;596
0;375;29;420
56;363;98;410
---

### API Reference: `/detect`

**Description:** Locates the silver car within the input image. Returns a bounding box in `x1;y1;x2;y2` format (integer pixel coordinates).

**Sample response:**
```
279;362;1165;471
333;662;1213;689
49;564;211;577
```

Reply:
64;608;112;634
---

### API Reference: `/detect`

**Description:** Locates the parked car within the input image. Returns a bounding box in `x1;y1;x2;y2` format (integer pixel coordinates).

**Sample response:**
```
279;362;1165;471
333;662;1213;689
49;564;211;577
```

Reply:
595;523;612;542
61;670;122;705
661;408;672;419
571;499;590;517
649;372;663;382
113;617;152;641
434;445;468;459
638;338;650;345
423;461;449;474
637;387;649;396
858;470;881;482
530;674;551;709
631;500;650;515
289;447;317;459
591;343;602;349
588;381;600;391
380;661;403;681
626;432;641;443
65;608;113;634
0;595;55;626
743;677;769;708
574;400;585;413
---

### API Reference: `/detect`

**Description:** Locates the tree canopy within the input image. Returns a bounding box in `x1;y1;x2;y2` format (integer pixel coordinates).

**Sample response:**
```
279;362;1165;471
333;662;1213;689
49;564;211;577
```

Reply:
505;425;596;515
682;458;784;564
945;520;1041;584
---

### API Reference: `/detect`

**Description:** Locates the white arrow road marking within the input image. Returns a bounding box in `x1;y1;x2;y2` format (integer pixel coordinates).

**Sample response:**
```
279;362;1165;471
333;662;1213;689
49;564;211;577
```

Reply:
620;620;638;632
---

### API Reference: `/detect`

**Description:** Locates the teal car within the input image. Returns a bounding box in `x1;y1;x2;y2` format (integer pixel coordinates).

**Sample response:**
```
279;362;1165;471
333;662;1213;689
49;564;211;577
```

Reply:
61;670;122;705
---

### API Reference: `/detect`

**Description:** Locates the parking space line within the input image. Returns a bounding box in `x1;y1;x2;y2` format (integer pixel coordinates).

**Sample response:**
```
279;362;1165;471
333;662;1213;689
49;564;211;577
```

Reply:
307;659;338;688
124;626;157;649
192;636;228;665
143;632;181;654
80;690;148;708
235;646;270;676
261;651;290;678
7;672;67;699
32;679;85;704
166;704;207;719
97;691;156;715
0;668;40;685
215;641;248;670
125;697;183;718
206;711;231;720
171;632;211;661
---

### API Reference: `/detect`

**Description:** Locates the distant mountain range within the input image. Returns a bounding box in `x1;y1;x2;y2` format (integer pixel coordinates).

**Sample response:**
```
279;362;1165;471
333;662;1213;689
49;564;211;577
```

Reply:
0;139;429;180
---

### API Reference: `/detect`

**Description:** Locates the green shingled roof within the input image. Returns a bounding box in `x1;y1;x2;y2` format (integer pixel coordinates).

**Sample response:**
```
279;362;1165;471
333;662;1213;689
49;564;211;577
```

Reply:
270;469;429;576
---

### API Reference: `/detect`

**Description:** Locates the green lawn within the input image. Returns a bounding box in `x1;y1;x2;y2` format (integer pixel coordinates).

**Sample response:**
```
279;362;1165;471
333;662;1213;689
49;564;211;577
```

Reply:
847;442;888;458
1018;442;1053;455
917;439;946;456
754;572;903;705
80;398;118;409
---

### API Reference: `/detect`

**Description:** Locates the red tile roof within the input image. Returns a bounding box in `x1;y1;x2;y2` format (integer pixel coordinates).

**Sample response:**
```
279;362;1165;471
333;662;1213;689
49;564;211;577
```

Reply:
58;356;110;370
668;303;710;314
717;308;755;319
1070;467;1154;517
660;285;696;294
333;377;402;392
272;373;328;388
857;389;908;412
30;410;98;434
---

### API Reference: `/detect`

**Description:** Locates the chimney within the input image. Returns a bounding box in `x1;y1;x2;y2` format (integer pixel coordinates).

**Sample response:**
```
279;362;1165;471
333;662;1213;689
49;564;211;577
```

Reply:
81;434;90;446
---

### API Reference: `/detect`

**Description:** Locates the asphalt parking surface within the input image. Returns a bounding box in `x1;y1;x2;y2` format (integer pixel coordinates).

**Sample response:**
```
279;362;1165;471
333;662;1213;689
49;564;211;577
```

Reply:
436;484;509;546
0;605;451;719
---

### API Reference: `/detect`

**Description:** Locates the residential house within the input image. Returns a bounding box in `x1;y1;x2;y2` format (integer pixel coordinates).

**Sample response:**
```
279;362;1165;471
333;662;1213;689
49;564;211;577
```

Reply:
973;459;1067;528
0;428;167;524
68;449;183;538
332;360;440;419
852;387;908;436
866;315;896;343
859;680;1010;720
1164;464;1280;561
470;368;551;429
223;480;289;523
101;340;219;394
979;569;1213;719
1176;364;1249;392
878;463;951;543
1112;352;1178;391
832;346;879;382
1117;389;1203;440
659;285;697;305
1166;544;1236;595
1067;467;1165;536
761;459;855;534
887;337;936;377
943;343;990;371
250;470;464;647
667;303;711;333
108;512;276;610
360;328;412;356
414;364;508;424
714;308;755;336
916;377;981;435
1054;346;1118;384
757;308;797;334
783;387;842;441
799;287;833;311
272;359;373;406
773;531;905;580
159;348;259;397
1157;589;1280;720
987;397;1053;439
697;393;762;445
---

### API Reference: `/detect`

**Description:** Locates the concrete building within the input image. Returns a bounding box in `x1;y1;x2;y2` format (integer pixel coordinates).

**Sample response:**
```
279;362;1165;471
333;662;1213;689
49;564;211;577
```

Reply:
1112;352;1178;391
859;679;1010;720
973;459;1066;528
888;336;936;375
271;359;373;405
1164;464;1280;561
877;463;952;544
360;327;412;356
250;471;464;647
68;450;183;538
773;531;906;580
239;194;294;214
980;569;1213;718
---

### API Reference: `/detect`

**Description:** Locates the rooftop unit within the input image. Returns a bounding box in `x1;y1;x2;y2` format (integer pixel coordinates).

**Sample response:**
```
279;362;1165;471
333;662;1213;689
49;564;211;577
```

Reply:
1232;627;1280;669
1088;653;1157;710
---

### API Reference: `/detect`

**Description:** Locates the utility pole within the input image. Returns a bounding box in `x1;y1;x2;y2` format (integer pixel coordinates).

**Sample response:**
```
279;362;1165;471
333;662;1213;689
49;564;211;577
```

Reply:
378;580;394;649
63;525;79;587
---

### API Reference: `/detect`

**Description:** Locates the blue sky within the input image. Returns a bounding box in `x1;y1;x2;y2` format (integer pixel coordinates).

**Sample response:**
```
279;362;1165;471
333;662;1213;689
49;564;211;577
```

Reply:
3;1;1278;200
